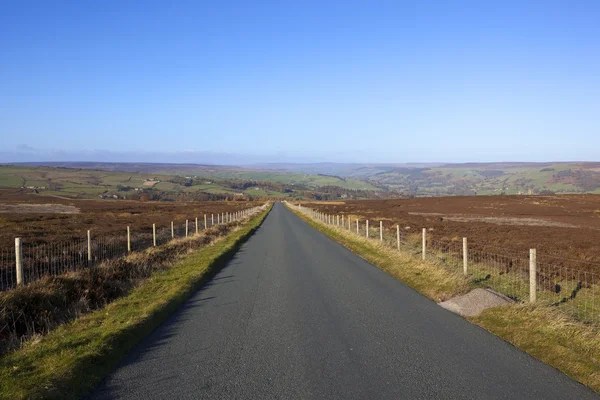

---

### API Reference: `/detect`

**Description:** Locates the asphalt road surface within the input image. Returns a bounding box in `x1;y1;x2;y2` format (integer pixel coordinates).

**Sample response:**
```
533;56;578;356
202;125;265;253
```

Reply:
91;203;597;399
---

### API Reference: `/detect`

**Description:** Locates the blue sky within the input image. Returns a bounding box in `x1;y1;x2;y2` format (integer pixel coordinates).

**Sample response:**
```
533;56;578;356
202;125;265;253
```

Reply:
1;1;599;164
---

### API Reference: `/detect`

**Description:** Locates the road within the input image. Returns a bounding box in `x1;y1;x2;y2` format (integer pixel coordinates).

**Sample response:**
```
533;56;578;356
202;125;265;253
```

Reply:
91;203;597;399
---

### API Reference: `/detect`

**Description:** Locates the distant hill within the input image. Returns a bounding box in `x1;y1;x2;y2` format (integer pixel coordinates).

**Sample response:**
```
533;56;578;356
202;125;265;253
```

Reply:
7;161;600;197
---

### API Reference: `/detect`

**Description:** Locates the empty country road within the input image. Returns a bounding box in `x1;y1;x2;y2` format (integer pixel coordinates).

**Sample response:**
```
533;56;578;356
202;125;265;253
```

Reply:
91;203;597;399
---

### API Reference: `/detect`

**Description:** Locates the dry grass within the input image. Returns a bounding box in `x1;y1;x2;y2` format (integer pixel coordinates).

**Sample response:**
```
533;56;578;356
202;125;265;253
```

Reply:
289;205;600;394
0;206;271;399
472;306;600;392
0;217;250;356
297;212;469;302
304;195;600;272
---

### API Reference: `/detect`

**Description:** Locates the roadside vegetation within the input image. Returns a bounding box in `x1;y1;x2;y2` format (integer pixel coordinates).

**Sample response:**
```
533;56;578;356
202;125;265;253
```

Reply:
289;206;600;393
0;206;271;399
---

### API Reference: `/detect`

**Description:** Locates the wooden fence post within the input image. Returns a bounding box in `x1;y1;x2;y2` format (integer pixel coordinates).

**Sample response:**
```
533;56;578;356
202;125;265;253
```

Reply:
530;248;537;303
380;221;383;242
127;226;131;252
342;215;344;227
211;214;214;226
15;238;23;286
366;220;369;238
463;238;468;275
153;224;157;247
196;217;199;234
204;214;207;230
396;225;400;250
422;228;426;260
186;220;189;237
171;221;174;238
87;230;92;266
356;219;359;234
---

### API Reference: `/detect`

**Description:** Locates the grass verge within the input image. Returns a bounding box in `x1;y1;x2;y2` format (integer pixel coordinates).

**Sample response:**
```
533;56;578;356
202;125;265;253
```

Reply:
294;211;470;302
0;206;271;400
289;206;600;393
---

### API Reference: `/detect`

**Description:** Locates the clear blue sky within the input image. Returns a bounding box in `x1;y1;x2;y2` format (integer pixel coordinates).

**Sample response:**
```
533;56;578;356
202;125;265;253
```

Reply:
1;1;599;164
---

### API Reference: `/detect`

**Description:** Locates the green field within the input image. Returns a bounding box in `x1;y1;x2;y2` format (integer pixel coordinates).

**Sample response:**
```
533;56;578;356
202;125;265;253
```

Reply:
0;165;380;200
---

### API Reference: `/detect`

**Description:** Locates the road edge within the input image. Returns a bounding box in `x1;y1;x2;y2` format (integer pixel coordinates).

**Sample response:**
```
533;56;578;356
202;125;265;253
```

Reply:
286;204;600;394
0;205;272;400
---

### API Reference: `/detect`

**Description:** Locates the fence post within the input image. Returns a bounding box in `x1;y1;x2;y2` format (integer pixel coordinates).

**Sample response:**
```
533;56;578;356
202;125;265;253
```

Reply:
127;226;131;252
196;217;199;234
186;219;189;237
211;214;214;226
15;238;23;286
422;228;426;260
342;215;344;227
463;238;468;275
530;248;537;303
356;219;359;234
396;225;400;250
204;215;207;230
171;221;174;238
153;224;157;246
380;221;383;242
87;230;92;266
366;220;369;238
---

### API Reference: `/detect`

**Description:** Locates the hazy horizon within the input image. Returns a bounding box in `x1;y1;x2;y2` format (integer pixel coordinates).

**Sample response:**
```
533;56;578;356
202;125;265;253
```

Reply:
1;150;597;168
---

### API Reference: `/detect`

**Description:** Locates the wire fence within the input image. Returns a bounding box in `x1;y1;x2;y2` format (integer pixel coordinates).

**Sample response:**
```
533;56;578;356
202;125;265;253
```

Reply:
0;205;268;292
288;203;600;326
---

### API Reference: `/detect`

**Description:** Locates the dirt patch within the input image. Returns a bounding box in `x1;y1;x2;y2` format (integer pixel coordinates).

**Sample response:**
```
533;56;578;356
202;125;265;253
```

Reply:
439;288;514;316
0;203;80;214
409;213;578;228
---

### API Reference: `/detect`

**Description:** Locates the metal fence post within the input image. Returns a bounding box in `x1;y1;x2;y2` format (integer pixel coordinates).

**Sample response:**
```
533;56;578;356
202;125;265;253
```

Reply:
422;228;426;260
530;249;537;303
15;238;23;286
463;238;468;275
